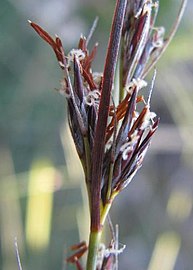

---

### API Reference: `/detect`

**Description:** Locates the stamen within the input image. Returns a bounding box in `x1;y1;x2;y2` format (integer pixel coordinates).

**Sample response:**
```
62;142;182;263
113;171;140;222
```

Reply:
140;109;157;130
92;72;103;86
120;132;139;160
104;241;126;257
125;78;147;93
67;49;85;66
84;90;100;106
143;1;152;15
97;240;126;265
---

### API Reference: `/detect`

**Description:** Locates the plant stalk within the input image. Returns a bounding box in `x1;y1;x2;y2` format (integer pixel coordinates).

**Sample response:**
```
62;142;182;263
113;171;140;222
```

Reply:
86;230;102;270
86;191;119;270
90;0;127;232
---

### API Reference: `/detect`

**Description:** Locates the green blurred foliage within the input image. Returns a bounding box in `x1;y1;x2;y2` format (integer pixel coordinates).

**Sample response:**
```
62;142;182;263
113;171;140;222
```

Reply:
0;0;67;172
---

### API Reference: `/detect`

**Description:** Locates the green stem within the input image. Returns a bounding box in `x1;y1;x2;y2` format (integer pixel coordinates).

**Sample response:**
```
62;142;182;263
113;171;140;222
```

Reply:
101;191;118;226
101;203;112;227
86;230;102;270
86;192;118;270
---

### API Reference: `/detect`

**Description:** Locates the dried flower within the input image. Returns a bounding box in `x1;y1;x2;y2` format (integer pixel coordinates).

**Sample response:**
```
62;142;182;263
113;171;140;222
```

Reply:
29;0;186;269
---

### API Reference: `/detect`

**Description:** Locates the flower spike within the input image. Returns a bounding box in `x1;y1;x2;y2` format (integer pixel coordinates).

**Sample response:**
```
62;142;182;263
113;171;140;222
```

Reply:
29;0;186;269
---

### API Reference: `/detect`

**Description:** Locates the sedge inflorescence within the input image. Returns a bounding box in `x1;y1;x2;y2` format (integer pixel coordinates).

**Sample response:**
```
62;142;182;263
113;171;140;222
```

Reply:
29;0;186;269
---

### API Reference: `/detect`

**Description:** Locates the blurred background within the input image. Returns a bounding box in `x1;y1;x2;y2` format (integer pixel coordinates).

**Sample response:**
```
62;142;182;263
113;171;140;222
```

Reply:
0;0;193;269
